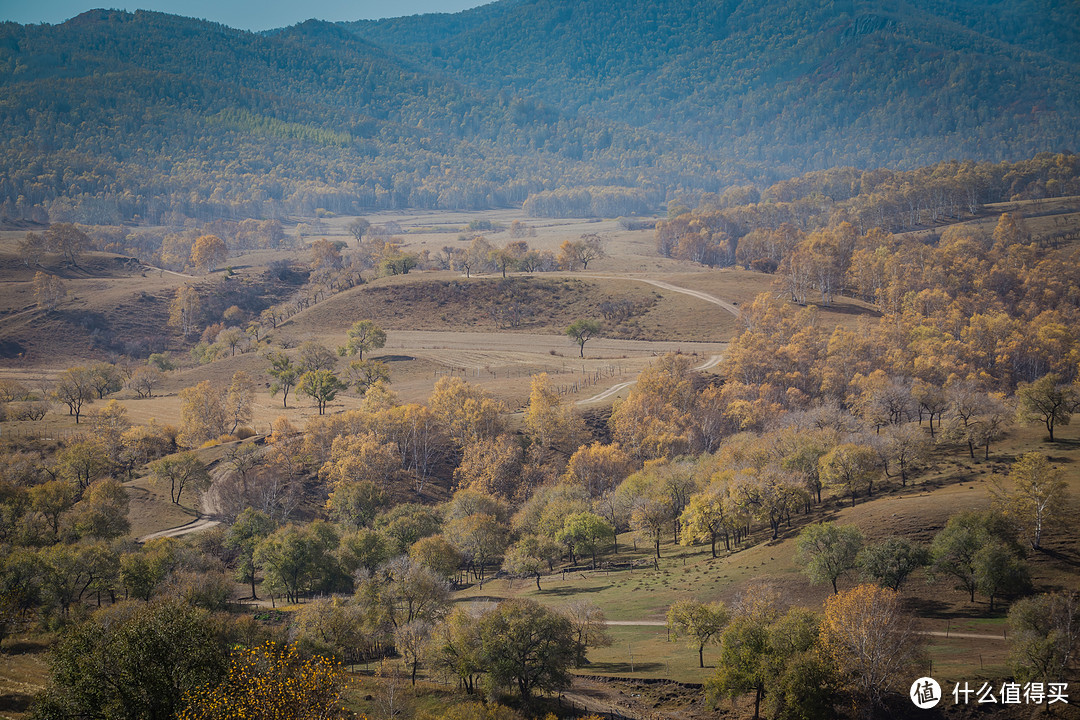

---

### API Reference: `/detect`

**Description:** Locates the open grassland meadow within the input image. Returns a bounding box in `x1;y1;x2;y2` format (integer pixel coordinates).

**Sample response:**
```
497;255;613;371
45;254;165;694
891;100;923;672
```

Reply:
2;1;1080;719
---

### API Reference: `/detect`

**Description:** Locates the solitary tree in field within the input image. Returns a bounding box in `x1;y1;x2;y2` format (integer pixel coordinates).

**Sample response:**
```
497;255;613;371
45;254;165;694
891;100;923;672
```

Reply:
796;522;863;594
565;318;601;358
338;319;386;361
33;271;65;310
149;451;211;505
557;235;606;270
1016;373;1078;442
667;599;729;668
126;365;164;398
52;366;96;423
994;452;1069;550
298;370;346;415
562;600;613;667
190;234;228;274
348;218;370;242
45;223;91;265
266;352;301;408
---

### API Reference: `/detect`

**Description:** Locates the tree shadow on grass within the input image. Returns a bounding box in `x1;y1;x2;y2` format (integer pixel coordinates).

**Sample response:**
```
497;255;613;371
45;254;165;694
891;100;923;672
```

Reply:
902;596;1002;619
1038;546;1080;568
538;585;605;597
0;692;34;714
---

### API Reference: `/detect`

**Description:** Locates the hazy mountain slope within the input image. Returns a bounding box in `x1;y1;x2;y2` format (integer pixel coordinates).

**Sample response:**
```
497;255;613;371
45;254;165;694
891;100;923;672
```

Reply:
0;0;1077;225
0;10;723;224
350;0;1080;173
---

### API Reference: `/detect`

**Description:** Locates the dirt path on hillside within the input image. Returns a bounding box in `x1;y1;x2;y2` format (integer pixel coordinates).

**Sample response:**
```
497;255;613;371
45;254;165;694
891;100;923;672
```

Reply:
576;354;723;405
138;516;220;542
138;264;195;278
579;274;741;317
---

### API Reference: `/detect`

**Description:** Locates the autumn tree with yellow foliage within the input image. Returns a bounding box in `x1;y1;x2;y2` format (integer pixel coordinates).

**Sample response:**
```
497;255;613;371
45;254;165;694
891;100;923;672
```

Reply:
190;234;228;274
179;642;348;720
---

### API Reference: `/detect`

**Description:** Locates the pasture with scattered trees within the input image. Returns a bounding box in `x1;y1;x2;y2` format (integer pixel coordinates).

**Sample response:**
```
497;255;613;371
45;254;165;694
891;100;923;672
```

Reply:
1;31;1080;713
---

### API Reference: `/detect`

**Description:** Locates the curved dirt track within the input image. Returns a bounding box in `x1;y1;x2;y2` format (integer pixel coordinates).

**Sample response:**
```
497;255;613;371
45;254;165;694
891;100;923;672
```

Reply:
576;354;724;405
579;274;741;317
138;516;220;542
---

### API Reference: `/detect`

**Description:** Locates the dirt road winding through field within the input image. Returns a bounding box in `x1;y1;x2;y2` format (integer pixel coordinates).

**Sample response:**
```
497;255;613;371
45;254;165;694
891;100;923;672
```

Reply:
576;353;723;405
138;516;220;542
580;274;741;317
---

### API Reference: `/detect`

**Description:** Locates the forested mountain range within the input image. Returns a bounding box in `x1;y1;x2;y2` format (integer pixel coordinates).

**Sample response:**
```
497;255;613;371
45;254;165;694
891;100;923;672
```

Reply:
1;0;1078;224
350;0;1080;173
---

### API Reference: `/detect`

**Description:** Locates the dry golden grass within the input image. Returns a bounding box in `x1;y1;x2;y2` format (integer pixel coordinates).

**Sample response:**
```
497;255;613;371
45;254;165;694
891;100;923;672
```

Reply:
0;635;50;720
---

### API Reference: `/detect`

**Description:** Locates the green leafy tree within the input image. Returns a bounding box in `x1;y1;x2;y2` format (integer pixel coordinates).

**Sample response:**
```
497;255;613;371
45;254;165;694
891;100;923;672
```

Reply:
338;320;387;361
478;598;576;702
56;440;110;491
336;528;391;578
565;318;601;358
347;359;390;395
930;510;1026;604
557;511;612;569
29;480;76;541
973;540;1031;611
667;599;729;668
71;478;130;540
226;508;275;600
795;522;863;594
409;534;463;583
326;480;388;529
31;599;228;720
501;535;551;591
430;607;485;694
255;523;342;604
707;587;817;720
1016;373;1079;442
149;452;211;505
856;537;928;591
266;352;301;409
1007;592;1080;686
299;370;347;415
